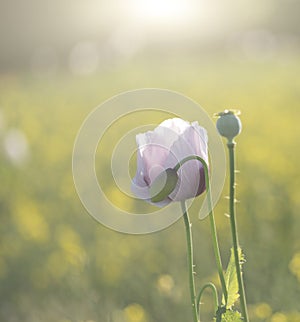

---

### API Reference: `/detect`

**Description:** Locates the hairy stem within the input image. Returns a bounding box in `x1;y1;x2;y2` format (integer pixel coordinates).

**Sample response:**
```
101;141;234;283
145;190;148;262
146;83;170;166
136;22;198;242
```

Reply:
197;282;219;321
181;201;199;322
176;156;228;305
227;141;249;322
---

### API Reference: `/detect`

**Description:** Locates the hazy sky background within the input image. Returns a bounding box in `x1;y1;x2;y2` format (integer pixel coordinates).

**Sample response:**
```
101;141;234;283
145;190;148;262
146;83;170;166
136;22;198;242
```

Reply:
0;0;299;72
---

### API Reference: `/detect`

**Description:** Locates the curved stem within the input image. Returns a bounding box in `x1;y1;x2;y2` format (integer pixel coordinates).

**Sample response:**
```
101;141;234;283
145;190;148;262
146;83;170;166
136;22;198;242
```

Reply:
227;141;249;322
197;282;219;321
181;201;199;322
175;156;228;305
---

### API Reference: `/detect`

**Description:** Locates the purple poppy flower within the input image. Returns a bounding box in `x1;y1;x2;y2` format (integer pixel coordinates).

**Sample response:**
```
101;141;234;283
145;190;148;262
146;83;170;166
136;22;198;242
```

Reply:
131;118;208;207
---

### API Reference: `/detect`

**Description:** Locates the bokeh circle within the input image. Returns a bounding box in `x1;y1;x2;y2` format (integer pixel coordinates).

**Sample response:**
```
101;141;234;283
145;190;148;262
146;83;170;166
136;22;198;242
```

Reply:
72;89;226;234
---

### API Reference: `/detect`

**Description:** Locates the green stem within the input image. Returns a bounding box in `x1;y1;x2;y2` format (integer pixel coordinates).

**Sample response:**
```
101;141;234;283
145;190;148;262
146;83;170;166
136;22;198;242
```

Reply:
197;282;219;321
181;201;199;322
175;156;228;305
227;141;249;322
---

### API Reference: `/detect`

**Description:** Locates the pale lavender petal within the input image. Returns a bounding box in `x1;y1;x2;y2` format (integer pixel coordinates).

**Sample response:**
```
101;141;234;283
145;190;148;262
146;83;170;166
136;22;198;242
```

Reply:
135;123;180;184
168;124;208;201
191;121;209;164
131;174;150;200
131;123;180;202
159;118;191;136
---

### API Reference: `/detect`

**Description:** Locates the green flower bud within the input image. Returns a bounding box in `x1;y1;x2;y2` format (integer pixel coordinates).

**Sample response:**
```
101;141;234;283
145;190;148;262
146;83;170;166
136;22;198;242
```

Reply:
216;109;242;141
150;168;179;203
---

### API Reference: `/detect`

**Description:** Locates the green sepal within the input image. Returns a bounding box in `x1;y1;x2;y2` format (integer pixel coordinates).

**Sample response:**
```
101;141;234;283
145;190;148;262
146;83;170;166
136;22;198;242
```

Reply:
150;168;178;203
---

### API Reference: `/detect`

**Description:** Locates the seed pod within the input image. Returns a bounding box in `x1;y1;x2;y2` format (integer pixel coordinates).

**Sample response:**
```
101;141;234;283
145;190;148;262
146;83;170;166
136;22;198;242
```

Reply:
216;110;242;141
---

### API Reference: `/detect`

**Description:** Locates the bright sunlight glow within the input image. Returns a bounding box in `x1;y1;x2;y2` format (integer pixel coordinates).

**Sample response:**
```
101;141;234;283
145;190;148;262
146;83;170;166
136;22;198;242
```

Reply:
131;0;193;26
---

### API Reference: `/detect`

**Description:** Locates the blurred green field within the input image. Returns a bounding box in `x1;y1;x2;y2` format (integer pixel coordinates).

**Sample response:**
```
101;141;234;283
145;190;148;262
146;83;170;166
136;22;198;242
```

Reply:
0;55;300;322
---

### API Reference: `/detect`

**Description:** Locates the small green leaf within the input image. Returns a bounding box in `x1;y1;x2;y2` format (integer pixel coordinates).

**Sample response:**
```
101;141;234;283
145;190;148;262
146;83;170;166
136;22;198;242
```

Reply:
223;247;245;309
221;310;243;322
215;308;242;322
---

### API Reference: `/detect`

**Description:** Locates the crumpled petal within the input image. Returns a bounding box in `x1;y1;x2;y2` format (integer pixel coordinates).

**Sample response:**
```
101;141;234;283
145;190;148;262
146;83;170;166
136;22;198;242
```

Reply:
167;122;208;201
131;124;178;204
132;119;187;186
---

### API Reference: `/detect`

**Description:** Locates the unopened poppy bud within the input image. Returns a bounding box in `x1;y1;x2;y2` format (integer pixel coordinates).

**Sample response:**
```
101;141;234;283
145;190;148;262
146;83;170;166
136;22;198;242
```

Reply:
216;110;242;141
150;168;179;203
